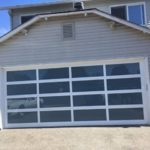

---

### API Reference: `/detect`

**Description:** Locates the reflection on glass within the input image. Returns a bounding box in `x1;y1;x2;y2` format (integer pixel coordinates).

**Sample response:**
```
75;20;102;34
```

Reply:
108;93;143;105
7;70;36;82
39;82;70;94
40;111;71;122
72;80;104;92
73;94;105;106
7;84;37;95
72;65;103;78
8;97;37;109
106;63;140;76
107;78;141;90
39;68;69;80
40;96;70;108
109;108;144;120
74;109;106;121
8;112;37;123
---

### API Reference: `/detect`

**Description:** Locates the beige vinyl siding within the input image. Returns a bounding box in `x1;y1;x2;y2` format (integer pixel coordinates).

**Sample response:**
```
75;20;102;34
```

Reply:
0;15;150;68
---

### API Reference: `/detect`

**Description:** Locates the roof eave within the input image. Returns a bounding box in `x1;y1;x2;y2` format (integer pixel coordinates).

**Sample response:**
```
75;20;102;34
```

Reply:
0;9;150;43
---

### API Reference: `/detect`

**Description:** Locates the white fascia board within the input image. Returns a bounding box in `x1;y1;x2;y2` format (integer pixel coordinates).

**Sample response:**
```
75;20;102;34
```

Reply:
0;9;150;43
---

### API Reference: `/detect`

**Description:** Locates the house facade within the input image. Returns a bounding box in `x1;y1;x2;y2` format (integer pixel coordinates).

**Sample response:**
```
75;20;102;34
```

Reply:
0;0;150;128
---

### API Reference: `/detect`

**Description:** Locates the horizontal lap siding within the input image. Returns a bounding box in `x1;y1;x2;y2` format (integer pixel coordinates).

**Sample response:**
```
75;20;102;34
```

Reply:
0;15;150;68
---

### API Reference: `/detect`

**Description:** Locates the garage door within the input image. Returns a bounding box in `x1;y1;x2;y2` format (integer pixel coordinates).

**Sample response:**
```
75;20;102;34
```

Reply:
5;60;147;128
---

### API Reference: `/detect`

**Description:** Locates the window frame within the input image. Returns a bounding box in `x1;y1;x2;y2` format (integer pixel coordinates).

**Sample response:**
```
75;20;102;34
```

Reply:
109;2;147;26
4;57;148;128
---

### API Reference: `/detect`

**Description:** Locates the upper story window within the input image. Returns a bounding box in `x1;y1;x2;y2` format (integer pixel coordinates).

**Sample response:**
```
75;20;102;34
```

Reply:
21;15;35;24
110;3;146;25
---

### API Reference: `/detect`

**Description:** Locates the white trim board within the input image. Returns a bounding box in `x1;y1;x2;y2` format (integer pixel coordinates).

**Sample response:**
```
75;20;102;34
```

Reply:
0;9;150;44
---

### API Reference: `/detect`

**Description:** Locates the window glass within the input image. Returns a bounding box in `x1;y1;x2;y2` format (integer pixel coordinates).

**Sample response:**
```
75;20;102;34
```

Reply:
7;84;37;96
128;5;145;25
8;112;37;123
40;111;71;122
72;65;103;78
39;68;69;80
107;78;141;90
111;6;127;19
109;108;144;120
108;93;143;105
8;97;37;109
7;70;36;82
72;80;104;92
39;82;70;94
40;96;70;108
106;63;140;76
73;94;105;106
74;109;106;121
21;15;35;24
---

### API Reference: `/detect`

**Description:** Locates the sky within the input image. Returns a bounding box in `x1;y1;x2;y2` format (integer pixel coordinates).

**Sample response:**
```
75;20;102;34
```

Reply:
0;0;61;36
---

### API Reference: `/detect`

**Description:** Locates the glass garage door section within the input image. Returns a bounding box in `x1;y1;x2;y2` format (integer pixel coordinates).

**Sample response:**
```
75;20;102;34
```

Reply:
5;61;145;127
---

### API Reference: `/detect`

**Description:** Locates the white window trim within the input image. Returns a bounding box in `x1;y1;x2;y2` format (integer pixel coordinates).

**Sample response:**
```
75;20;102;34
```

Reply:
109;2;147;26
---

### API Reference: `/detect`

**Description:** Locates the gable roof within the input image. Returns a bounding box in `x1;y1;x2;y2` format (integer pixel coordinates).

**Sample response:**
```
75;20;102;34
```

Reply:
0;8;150;43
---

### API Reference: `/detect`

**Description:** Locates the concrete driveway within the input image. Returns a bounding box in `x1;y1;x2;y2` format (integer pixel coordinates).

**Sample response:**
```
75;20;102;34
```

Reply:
0;127;149;150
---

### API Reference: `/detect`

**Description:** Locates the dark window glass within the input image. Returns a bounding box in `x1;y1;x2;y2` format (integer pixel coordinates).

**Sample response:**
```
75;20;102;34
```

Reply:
72;65;103;78
21;15;35;24
39;68;69;80
40;111;71;122
108;93;143;105
7;70;36;82
40;96;70;108
7;84;37;96
39;82;69;94
73;94;105;106
74;109;106;121
111;6;127;20
72;80;104;92
109;108;144;120
107;78;141;91
7;97;37;109
8;112;37;123
106;63;140;76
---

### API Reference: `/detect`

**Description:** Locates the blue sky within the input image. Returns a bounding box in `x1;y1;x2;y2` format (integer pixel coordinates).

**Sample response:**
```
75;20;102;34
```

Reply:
0;0;59;36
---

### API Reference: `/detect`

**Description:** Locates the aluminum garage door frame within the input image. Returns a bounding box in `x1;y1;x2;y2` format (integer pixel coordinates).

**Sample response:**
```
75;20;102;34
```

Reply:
1;57;150;128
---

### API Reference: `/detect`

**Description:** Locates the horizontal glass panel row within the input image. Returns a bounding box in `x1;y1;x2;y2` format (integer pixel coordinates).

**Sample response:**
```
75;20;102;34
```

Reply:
7;63;140;82
7;92;143;110
7;78;141;95
7;107;144;124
